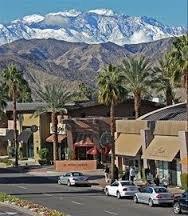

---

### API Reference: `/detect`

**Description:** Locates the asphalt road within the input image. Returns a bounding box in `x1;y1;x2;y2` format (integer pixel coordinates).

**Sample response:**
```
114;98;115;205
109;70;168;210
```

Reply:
0;172;182;216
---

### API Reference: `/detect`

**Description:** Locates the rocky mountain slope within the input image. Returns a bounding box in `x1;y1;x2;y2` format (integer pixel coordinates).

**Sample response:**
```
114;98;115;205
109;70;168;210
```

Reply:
0;37;174;93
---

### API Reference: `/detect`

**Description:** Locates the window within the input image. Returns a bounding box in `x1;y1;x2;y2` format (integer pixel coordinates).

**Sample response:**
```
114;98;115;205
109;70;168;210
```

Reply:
111;182;119;186
146;187;153;193
121;181;134;186
72;172;84;177
154;187;168;193
65;173;71;177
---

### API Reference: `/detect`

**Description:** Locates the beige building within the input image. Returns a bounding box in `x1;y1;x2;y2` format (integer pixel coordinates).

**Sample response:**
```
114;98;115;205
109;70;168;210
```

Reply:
115;103;187;186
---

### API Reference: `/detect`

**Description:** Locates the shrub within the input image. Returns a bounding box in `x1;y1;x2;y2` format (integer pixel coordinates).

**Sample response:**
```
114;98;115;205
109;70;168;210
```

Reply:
0;158;14;166
38;148;49;160
180;173;188;190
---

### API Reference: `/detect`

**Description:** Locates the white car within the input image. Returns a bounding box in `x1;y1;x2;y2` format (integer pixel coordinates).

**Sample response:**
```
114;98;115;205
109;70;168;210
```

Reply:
58;172;89;186
105;180;139;199
134;186;174;207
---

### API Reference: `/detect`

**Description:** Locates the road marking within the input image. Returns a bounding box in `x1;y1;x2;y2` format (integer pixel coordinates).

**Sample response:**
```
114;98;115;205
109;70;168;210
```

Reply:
71;201;83;205
104;210;119;215
17;186;27;190
0;213;17;215
44;193;53;197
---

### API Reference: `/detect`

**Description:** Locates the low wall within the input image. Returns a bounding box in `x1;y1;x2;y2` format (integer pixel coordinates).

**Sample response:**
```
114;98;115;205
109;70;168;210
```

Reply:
55;160;97;172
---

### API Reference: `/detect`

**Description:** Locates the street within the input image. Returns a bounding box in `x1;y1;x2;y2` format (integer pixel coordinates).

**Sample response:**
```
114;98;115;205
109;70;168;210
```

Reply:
0;171;179;216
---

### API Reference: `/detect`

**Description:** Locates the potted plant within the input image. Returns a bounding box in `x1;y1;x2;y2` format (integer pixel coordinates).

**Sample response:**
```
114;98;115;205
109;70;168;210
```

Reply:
38;148;49;165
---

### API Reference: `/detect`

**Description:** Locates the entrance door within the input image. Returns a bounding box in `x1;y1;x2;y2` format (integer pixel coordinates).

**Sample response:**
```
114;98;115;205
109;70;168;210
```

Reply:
27;134;34;158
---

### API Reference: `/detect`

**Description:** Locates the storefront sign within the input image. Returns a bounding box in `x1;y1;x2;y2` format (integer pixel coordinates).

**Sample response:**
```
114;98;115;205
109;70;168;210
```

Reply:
55;160;97;171
50;123;66;134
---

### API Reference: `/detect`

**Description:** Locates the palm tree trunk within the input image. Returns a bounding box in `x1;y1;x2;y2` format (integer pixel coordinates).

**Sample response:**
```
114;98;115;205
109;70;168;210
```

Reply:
134;93;141;119
13;84;18;167
166;86;173;106
110;101;115;182
52;112;58;162
185;71;188;132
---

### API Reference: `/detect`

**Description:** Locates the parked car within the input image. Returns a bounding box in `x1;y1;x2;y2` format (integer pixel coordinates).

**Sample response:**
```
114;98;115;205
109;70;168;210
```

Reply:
58;172;89;186
173;192;188;214
105;180;139;199
134;186;174;207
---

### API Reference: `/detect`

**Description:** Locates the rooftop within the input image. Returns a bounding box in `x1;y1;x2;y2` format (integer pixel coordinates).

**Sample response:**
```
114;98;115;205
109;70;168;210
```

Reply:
138;102;187;121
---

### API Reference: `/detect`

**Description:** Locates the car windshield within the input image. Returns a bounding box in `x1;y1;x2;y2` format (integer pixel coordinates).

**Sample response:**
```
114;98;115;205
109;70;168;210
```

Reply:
121;182;134;186
72;172;84;176
154;188;168;193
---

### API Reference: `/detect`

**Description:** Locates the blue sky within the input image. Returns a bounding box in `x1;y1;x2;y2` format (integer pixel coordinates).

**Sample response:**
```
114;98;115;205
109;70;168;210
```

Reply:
0;0;187;26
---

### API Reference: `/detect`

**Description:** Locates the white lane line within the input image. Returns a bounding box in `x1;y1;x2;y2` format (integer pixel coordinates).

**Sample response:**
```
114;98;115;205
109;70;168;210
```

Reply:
104;210;119;215
17;186;27;190
71;201;83;205
44;193;53;197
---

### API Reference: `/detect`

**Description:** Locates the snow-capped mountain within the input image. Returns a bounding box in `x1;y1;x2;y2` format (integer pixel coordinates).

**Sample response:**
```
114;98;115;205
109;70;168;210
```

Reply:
0;9;186;46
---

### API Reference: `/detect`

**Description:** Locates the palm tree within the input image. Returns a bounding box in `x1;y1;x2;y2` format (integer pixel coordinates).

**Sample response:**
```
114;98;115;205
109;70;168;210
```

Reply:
153;52;181;105
171;35;188;94
0;84;7;117
97;64;127;181
121;56;152;118
35;83;75;162
2;64;31;166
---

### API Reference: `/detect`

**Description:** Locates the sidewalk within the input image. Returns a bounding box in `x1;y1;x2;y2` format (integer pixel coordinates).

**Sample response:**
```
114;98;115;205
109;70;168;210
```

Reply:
26;166;185;195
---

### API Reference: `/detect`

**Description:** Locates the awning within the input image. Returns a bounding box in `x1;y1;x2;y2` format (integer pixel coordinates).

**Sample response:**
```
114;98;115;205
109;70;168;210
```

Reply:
115;134;142;156
74;136;95;147
142;136;180;162
180;157;188;165
46;134;66;143
87;147;100;156
18;129;32;143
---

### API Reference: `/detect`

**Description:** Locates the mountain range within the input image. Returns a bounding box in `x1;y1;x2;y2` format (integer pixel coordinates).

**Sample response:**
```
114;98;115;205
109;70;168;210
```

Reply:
0;37;175;96
0;9;186;46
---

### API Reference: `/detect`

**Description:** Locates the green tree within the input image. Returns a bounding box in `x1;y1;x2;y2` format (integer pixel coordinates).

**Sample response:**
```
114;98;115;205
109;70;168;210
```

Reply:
35;83;75;162
0;84;7;118
171;35;188;96
2;65;32;166
97;64;127;181
78;82;96;101
153;52;181;105
121;56;152;118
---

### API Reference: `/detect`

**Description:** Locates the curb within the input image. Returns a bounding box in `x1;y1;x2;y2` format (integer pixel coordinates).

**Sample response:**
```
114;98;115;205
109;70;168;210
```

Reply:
0;202;37;216
91;185;104;191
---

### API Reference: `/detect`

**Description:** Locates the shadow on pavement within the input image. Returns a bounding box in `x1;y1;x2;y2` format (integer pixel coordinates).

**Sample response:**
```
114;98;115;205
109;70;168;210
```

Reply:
10;189;104;196
0;175;57;184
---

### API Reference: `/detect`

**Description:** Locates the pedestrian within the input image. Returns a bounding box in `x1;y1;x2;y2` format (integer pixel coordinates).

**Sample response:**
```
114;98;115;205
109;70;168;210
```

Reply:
154;174;160;186
129;166;136;183
104;165;110;183
146;171;154;185
122;168;129;180
114;164;119;181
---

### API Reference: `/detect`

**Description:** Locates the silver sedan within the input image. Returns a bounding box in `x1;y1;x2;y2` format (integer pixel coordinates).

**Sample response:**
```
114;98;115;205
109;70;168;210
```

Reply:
58;172;89;186
134;186;174;207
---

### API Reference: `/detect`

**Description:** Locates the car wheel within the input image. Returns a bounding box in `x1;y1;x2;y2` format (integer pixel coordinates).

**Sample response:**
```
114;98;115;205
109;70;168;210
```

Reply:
117;191;121;199
148;198;154;207
58;180;62;185
173;202;181;214
67;180;71;187
134;195;138;203
105;189;109;196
